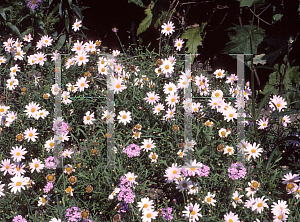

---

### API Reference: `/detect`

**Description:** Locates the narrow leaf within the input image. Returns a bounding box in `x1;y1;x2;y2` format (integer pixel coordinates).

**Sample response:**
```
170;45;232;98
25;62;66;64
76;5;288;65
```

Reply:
0;6;6;20
6;22;22;39
137;5;153;36
72;4;82;20
55;34;66;51
65;9;69;33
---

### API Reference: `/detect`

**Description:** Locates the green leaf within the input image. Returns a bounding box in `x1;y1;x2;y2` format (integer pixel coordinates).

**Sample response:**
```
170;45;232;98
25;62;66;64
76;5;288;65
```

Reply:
72;4;82;20
238;0;259;7
273;14;283;22
65;9;69;33
223;24;265;55
50;4;59;16
59;0;63;18
68;0;72;8
181;23;206;64
0;6;6;20
49;0;54;5
256;88;273;119
16;14;30;25
128;0;146;8
55;34;66;51
137;3;153;36
6;22;22;39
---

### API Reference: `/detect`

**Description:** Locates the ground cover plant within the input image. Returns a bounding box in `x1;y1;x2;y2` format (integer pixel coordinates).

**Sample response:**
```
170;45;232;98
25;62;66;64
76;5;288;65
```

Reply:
0;0;300;221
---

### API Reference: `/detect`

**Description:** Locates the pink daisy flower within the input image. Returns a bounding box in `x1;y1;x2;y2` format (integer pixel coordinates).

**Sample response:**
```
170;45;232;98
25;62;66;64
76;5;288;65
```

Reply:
174;38;184;51
269;95;287;112
144;91;160;105
153;103;165;115
0;159;14;176
24;127;39;142
35;52;47;66
75;77;90;92
108;76;127;94
161;21;175;36
10;145;28;162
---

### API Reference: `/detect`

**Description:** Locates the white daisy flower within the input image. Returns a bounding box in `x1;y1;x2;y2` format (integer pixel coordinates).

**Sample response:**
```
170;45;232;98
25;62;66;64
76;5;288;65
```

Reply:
29;158;44;173
149;152;158;163
182;202;202;221
75;77;90;92
117;110;132;125
142;208;158;222
214;69;225;78
38;195;48;206
203;192;217;206
102;110;115;124
161;21;175;36
244;142;263;160
141;138;156;152
152;103;165;115
24;127;39;142
83;111;96;125
137;197;154;212
224;146;234;155
163;82;177;95
10;145;28;162
44;137;55;152
51;83;60;96
62;149;74;158
8;175;27;194
251;196;269;214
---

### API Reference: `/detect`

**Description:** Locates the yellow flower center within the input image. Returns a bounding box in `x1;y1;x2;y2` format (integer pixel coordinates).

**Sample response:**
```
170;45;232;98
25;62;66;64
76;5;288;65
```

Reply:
5;166;9;169
235;197;239;201
227;148;232;152
191;210;196;215
251;149;256;153
257;203;262;207
287;183;294;189
107;115;111;119
218;72;221;76
252;182;258;187
0;108;4;112
66;167;71;172
215;93;220;97
158;108;161;111
152;155;156;159
16;152;20;156
31;108;35;112
135;132;139;137
66;187;72;192
207;197;211;202
190;167;195;171
29;133;33;137
221;131;226;136
77;47;81;50
166;27;170;31
150;97;154;100
263;123;266;126
229;114;233;117
35;163;39;168
147;213;151;218
116;84;120;88
16;181;22;186
171;98;175;102
229;219;233;222
173;170;177;174
87;116;90;120
165;65;169;70
168;87;172;91
122;115;127;119
277;103;281;107
42;198;46;202
144;204;148;208
278;215;282;219
50;142;54;147
147;144;151;148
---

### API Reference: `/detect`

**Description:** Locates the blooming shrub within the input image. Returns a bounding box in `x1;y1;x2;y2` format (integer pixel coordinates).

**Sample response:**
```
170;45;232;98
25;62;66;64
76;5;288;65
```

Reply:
0;1;300;222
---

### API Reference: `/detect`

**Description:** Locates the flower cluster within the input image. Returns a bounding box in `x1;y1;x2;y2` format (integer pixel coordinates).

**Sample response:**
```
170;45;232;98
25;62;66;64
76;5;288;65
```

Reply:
65;206;81;222
228;163;247;180
123;143;141;158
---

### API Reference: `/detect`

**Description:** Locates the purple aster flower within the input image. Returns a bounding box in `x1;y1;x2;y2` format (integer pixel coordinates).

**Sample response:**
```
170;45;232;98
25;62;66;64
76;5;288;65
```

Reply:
13;215;27;222
228;162;247;180
123;143;141;158
52;120;69;135
44;156;60;169
162;207;173;221
118;186;135;203
43;182;53;193
65;206;81;222
26;0;42;10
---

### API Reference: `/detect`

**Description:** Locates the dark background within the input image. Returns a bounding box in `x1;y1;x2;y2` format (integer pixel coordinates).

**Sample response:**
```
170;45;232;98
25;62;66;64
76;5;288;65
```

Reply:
78;0;300;93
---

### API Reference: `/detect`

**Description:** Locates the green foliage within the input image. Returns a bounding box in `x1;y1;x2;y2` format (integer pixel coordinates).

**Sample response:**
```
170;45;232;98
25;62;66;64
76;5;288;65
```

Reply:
136;2;154;36
128;0;146;8
224;24;265;55
181;23;206;64
237;0;260;7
